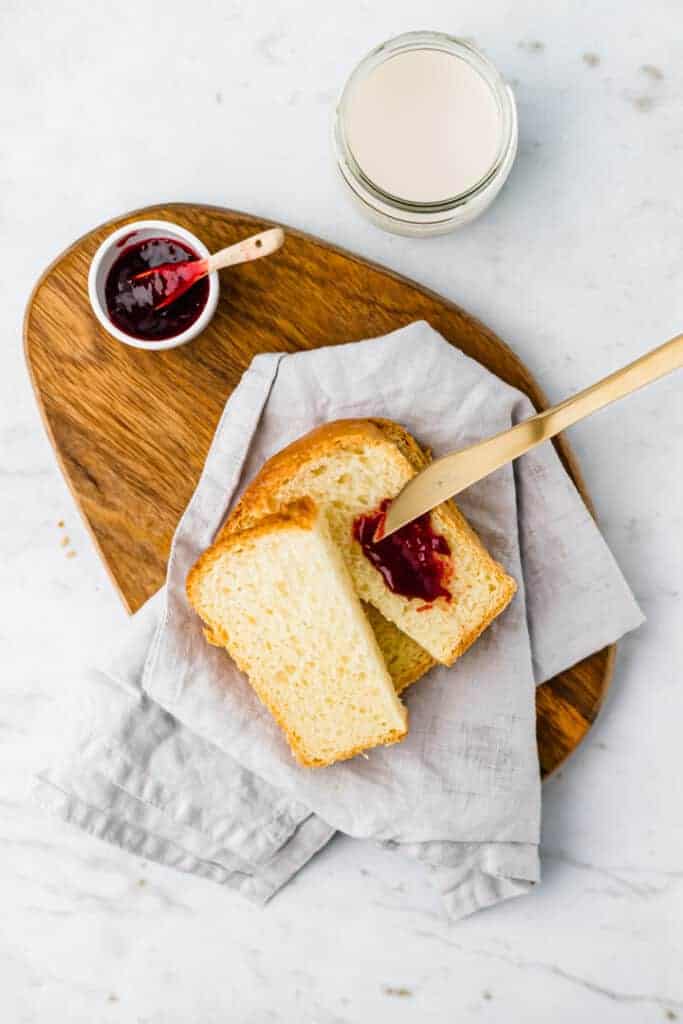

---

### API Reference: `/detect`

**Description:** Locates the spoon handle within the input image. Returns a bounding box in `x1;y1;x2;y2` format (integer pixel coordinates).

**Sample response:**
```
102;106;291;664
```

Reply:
208;227;284;273
381;333;683;537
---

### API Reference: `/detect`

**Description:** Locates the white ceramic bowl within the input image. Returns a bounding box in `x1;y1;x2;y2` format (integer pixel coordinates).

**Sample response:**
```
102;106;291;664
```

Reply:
88;219;219;350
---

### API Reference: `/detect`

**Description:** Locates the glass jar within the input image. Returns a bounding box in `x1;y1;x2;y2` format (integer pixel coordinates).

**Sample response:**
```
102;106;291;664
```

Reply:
334;31;518;237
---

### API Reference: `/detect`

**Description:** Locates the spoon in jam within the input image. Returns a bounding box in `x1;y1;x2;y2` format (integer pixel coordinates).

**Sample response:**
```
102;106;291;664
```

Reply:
131;227;284;310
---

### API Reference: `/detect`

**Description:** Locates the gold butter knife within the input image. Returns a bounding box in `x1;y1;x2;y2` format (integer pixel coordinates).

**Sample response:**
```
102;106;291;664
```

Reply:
381;334;683;538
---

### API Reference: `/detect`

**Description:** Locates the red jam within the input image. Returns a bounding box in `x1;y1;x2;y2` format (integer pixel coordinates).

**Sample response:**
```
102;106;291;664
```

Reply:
352;499;453;604
104;237;209;341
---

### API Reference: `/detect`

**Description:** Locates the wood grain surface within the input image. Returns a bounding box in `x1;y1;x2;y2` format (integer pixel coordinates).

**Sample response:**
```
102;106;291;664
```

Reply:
24;202;615;777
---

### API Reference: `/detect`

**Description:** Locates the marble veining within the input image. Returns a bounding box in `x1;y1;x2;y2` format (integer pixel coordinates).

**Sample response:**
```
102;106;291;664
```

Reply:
2;0;682;1021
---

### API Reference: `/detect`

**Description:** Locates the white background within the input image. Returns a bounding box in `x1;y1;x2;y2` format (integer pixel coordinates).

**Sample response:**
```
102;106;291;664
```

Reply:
2;1;682;1021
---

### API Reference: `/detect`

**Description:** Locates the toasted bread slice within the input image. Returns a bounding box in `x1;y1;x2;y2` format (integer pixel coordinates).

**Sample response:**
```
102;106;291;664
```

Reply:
187;497;408;768
222;419;516;665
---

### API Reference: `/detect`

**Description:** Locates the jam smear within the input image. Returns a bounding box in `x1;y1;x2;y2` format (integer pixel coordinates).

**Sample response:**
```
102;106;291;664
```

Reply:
352;499;453;604
104;237;209;341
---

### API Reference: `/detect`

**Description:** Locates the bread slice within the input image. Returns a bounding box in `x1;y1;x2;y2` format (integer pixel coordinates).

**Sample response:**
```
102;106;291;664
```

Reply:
222;419;516;666
186;497;408;768
361;602;433;695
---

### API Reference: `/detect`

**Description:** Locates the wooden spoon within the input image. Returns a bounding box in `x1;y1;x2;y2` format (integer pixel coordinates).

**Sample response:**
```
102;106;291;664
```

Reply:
132;227;284;310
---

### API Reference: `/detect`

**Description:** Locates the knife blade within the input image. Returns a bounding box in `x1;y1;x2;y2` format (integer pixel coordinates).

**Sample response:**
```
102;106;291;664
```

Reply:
380;333;683;539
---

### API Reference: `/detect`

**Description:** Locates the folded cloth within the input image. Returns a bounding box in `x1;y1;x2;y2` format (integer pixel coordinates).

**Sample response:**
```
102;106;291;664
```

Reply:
32;323;644;920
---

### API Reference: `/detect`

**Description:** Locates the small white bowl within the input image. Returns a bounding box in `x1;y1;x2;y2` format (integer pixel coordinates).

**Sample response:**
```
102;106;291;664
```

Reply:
88;219;219;350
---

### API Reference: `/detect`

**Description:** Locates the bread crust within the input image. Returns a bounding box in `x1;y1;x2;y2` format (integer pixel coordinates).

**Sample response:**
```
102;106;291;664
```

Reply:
220;420;396;539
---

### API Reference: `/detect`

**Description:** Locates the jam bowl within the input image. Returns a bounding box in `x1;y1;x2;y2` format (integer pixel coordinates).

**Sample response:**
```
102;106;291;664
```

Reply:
88;219;220;350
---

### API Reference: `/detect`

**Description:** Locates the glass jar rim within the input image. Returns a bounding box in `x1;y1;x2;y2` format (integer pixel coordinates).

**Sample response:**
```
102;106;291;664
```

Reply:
335;31;517;215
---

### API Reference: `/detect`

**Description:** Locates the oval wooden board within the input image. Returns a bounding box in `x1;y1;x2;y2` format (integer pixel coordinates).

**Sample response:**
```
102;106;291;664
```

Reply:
24;202;614;778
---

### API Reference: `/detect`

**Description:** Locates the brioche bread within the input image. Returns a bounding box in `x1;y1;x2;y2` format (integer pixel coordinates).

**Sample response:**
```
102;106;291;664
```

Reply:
186;497;408;767
222;419;516;666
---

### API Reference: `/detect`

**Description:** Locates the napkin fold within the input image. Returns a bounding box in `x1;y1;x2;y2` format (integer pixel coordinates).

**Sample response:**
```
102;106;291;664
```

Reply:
32;323;643;920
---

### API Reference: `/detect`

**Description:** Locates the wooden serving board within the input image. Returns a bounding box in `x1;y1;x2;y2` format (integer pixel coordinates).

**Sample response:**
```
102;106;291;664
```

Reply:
24;202;614;777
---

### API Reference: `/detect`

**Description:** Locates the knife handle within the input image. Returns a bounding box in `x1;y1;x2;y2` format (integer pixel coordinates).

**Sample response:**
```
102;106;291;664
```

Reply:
381;333;683;538
523;333;683;442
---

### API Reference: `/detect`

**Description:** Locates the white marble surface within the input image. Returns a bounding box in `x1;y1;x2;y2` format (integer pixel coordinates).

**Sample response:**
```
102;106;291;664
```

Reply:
2;1;683;1020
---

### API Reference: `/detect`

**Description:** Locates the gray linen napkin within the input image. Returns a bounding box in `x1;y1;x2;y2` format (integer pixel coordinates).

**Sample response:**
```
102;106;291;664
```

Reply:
32;323;644;920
